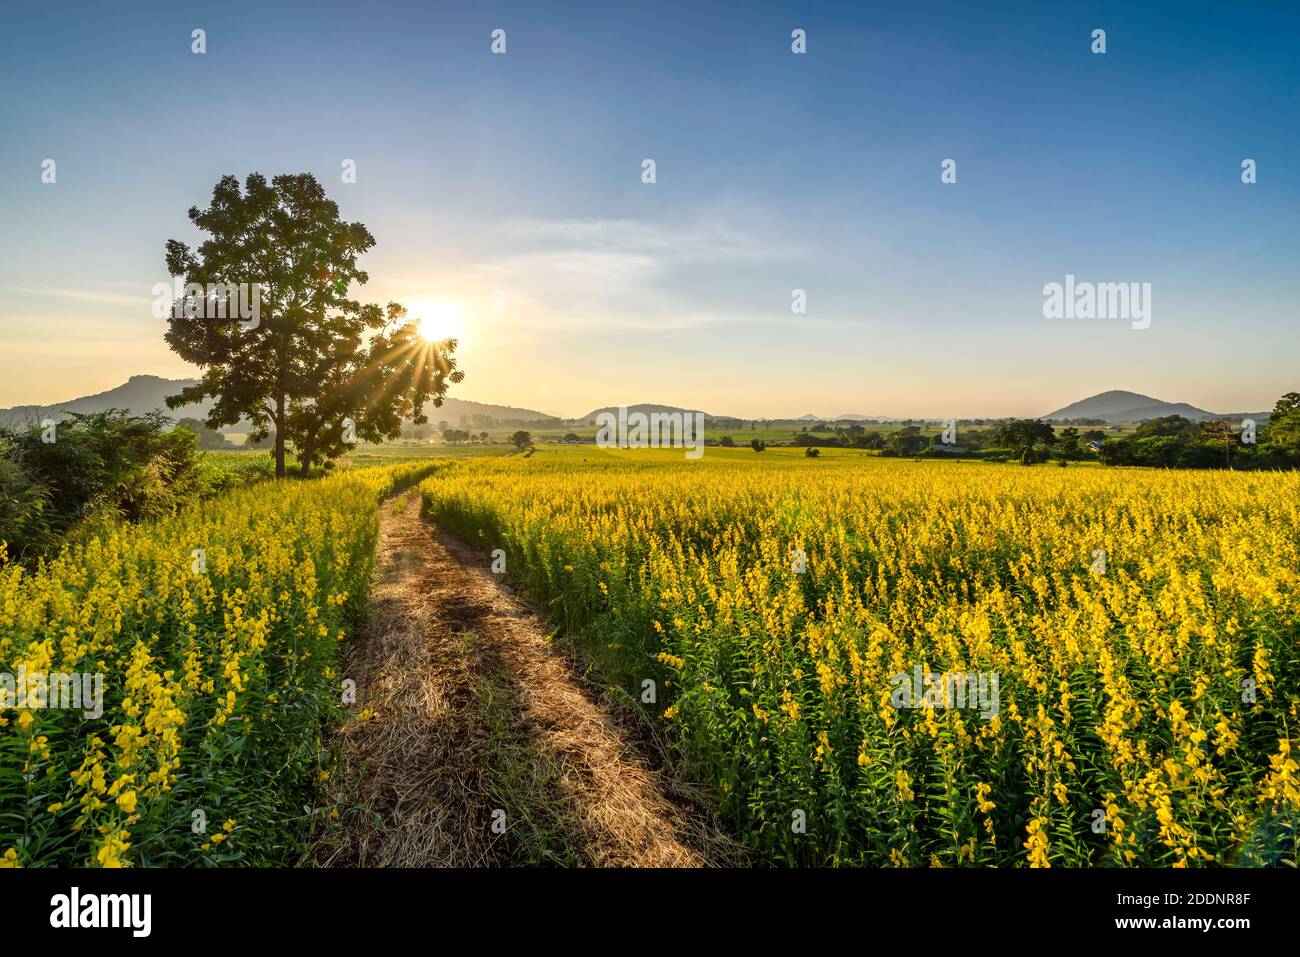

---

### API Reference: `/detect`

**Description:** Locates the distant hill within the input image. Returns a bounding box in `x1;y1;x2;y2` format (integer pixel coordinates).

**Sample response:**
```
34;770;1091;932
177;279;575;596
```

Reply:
4;381;1273;432
767;413;896;423
579;403;712;425
1043;390;1265;424
0;375;217;428
0;376;561;431
426;398;561;425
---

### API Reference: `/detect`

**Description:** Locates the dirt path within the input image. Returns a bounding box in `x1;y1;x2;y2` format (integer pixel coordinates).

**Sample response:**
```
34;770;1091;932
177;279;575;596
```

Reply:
315;491;740;867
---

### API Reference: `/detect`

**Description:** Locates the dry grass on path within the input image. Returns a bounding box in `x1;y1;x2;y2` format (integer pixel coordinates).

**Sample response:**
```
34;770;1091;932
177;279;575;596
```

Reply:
315;491;741;867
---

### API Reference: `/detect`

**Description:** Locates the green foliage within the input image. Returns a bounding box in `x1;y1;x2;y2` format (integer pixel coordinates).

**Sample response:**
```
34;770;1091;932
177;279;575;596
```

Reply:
1055;427;1083;461
991;419;1056;456
1134;415;1198;439
176;417;236;450
1265;392;1300;459
0;438;51;560
0;411;205;560
1097;397;1300;470
883;427;926;457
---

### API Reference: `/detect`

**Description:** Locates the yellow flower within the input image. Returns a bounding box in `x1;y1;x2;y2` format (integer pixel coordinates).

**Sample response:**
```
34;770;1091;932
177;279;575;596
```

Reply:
94;829;131;868
895;770;915;802
1024;817;1051;868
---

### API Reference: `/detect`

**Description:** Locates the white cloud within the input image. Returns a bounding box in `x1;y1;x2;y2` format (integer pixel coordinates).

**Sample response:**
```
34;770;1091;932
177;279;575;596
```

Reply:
455;216;794;332
500;217;788;264
5;285;151;307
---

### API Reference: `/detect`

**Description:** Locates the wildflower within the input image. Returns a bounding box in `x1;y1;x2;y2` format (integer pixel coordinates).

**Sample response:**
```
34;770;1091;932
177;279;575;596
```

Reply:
1024;817;1051;868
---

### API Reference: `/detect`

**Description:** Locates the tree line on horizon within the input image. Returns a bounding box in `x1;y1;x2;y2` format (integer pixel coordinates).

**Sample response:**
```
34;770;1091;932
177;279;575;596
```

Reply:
723;392;1300;469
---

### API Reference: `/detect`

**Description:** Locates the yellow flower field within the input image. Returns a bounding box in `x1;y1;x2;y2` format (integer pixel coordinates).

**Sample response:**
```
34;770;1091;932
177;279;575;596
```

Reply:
0;460;444;867
420;448;1300;866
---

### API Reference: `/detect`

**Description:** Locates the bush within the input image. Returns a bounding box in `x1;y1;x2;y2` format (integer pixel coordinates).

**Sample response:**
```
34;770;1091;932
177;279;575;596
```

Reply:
175;417;237;450
0;410;205;560
0;439;52;560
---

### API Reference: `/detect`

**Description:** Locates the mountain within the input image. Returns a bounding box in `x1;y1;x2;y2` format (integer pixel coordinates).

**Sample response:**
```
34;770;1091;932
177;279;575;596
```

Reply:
765;413;896;423
3;380;1272;432
579;403;712;424
0;375;216;428
426;398;560;425
1042;390;1263;424
0;376;560;431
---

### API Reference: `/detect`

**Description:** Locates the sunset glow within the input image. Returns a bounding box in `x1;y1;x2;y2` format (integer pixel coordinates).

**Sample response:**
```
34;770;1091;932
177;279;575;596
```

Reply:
412;301;464;344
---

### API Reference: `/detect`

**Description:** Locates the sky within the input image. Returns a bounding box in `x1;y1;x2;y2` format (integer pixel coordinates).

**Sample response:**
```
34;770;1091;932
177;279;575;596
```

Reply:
1;0;1297;419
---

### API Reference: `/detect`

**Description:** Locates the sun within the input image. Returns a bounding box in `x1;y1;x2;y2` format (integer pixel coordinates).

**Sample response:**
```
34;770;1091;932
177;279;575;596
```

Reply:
412;300;464;342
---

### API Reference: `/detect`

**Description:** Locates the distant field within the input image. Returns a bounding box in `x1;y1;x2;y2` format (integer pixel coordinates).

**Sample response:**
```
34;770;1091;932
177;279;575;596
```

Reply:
209;440;1122;471
220;422;1137;451
210;440;515;464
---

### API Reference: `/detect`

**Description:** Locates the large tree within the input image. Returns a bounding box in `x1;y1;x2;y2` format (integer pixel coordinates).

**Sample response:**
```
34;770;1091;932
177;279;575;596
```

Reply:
163;173;462;476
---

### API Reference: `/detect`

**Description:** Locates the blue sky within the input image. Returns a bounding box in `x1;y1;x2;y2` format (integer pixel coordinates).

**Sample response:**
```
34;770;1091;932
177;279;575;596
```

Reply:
1;0;1297;418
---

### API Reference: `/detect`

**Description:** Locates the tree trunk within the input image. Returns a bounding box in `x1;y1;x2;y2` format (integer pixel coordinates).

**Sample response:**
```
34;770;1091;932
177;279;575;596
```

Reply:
274;395;286;478
298;445;313;479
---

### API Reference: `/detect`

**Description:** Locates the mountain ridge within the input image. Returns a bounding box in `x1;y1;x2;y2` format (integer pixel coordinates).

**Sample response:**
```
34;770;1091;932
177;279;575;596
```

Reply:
1042;389;1267;424
579;403;714;424
0;379;1273;429
0;376;562;430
